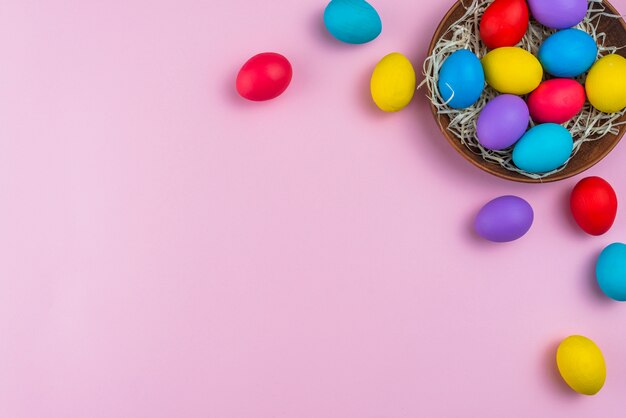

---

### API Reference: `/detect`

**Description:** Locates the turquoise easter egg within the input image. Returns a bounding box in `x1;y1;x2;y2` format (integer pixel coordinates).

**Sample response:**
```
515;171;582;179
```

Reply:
596;243;626;301
512;124;573;173
323;0;382;44
538;29;598;78
438;49;485;109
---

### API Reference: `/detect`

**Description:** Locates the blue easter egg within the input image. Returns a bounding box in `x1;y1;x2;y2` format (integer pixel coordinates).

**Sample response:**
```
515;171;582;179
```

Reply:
438;49;485;109
512;123;573;173
323;0;382;44
538;29;598;77
596;243;626;301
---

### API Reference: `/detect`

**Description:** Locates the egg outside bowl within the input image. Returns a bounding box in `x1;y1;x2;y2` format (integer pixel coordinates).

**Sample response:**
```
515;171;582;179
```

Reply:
426;0;626;183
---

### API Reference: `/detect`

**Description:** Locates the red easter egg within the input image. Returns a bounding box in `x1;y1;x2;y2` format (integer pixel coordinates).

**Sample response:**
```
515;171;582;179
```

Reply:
528;79;586;124
480;0;529;49
236;52;292;101
570;176;618;235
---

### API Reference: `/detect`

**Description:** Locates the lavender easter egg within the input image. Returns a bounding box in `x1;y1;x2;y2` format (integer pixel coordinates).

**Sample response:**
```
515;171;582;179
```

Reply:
528;0;587;29
477;94;530;150
475;195;534;242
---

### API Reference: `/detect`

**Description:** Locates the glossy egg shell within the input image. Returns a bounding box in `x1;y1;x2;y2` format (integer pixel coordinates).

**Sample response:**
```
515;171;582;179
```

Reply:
480;0;529;49
370;52;416;112
236;53;292;101
323;0;382;44
437;49;485;109
481;47;543;95
556;335;606;395
476;94;529;150
570;176;617;235
528;0;587;29
596;242;626;301
538;29;598;78
528;79;586;124
475;195;534;242
512;124;573;173
585;54;626;113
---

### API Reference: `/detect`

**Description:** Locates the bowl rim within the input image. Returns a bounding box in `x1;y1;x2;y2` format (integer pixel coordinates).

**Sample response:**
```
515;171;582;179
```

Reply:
426;0;626;183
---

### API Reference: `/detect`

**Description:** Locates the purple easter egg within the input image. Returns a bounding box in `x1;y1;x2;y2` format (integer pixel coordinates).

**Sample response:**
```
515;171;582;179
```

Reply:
475;195;534;242
476;94;530;150
528;0;587;29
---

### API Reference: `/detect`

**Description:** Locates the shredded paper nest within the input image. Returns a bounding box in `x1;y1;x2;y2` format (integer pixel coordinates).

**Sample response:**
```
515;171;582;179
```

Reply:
421;0;626;180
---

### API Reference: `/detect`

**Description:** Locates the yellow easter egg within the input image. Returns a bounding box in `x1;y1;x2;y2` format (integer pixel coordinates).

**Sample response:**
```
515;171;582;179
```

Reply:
481;47;543;95
370;52;416;112
585;54;626;113
556;335;606;395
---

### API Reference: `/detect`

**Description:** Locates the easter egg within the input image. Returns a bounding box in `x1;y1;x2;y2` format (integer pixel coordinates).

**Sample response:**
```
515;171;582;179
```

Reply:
556;335;606;395
476;94;529;150
596;242;626;301
585;54;626;113
236;53;292;101
480;0;529;49
538;29;598;77
323;0;382;44
512;124;573;173
570;176;617;235
481;47;543;95
438;49;485;109
528;0;587;29
528;79;586;124
370;53;416;112
475;195;534;242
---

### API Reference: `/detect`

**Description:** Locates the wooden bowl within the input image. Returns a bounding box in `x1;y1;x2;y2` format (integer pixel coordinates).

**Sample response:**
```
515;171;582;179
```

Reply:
427;0;626;183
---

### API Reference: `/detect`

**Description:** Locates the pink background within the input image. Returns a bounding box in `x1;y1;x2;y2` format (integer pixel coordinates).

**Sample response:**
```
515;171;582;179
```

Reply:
1;0;626;416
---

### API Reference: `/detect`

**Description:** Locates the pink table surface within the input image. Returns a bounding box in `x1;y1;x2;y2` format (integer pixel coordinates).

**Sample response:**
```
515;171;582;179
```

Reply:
1;0;626;417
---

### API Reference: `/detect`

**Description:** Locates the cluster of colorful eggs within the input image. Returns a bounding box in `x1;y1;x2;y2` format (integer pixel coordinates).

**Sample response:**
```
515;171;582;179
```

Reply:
438;0;626;174
475;176;618;243
462;0;626;396
233;0;624;397
474;175;624;395
236;0;418;112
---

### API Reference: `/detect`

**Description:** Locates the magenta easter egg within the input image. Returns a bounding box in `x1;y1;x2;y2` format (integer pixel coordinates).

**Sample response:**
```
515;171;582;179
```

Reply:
528;79;586;124
236;52;293;101
476;94;530;150
475;195;534;242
